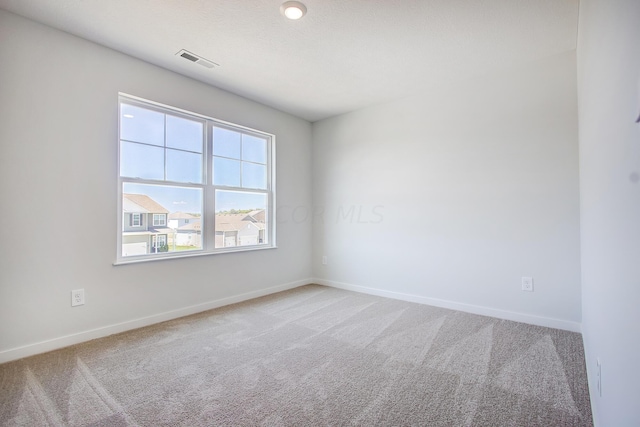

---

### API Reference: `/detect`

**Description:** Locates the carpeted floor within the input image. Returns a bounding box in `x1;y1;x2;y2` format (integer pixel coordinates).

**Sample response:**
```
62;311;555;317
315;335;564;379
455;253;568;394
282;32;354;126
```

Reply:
0;284;593;426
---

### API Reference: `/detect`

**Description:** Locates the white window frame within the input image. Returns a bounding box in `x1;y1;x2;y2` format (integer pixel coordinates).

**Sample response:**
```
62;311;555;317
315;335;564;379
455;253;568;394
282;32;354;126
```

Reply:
116;93;276;264
131;213;142;227
155;235;167;247
152;214;166;227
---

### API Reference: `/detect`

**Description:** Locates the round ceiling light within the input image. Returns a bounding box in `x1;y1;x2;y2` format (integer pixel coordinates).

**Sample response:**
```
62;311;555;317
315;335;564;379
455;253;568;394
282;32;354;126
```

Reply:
280;1;307;20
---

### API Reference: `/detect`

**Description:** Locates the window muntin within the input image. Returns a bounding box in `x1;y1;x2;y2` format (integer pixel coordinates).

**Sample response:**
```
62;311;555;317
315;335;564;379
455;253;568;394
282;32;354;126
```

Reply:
155;235;167;247
120;103;204;185
212;126;268;190
131;213;142;227
153;214;166;226
117;95;275;263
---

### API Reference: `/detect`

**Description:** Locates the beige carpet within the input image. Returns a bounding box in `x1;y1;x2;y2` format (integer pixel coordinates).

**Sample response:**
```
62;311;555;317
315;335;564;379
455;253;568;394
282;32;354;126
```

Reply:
0;284;592;426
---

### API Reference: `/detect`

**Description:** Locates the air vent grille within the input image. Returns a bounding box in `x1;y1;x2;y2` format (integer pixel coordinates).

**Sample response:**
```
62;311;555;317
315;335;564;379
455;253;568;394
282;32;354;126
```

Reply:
176;49;219;69
180;52;199;62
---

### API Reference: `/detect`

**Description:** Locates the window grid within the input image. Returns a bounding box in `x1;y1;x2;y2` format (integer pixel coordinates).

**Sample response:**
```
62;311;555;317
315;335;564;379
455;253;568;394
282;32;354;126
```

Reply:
131;213;141;227
117;94;275;263
153;214;166;227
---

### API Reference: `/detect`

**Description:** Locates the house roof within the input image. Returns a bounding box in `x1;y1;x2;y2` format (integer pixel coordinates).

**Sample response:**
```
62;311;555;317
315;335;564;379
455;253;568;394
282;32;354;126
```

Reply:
122;227;172;236
169;212;200;220
123;193;169;214
149;227;173;234
178;222;201;232
215;211;265;232
247;210;266;222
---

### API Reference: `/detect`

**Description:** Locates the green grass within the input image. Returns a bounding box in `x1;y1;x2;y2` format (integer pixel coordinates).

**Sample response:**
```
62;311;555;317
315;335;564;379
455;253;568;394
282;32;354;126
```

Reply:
174;245;200;251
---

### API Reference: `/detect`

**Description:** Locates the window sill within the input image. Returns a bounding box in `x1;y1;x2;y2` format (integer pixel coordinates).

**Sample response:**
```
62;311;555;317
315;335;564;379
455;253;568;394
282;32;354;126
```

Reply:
113;245;277;266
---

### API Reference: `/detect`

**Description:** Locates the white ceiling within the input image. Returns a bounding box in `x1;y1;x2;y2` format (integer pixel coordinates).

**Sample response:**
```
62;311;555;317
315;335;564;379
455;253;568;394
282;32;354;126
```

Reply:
0;0;579;122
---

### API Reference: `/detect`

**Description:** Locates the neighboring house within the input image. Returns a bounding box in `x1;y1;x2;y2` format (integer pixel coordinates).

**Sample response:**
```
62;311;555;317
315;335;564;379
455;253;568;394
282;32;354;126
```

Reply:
122;193;172;256
168;212;199;229
215;210;266;248
169;212;202;247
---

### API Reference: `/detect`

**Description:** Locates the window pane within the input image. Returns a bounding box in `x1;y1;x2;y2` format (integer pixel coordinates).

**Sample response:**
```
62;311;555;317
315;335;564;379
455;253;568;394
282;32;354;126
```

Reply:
167;149;202;183
166;115;203;153
120;141;164;180
242;162;267;189
213;127;241;159
215;190;267;248
120;104;164;146
242;135;267;164
122;183;203;256
213;157;241;187
118;96;275;261
153;214;166;226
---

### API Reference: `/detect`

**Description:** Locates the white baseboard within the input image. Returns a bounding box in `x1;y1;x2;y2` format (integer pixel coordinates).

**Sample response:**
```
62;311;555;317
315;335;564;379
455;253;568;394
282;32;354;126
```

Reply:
1;277;581;364
313;278;582;333
0;278;311;364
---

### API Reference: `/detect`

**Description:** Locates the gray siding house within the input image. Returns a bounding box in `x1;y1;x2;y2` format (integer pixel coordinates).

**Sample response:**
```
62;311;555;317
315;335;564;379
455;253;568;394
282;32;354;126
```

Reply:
122;193;171;256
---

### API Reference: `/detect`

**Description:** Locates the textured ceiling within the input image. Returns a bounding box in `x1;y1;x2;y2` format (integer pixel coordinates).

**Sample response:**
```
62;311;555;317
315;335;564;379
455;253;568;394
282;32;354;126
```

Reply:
0;0;579;122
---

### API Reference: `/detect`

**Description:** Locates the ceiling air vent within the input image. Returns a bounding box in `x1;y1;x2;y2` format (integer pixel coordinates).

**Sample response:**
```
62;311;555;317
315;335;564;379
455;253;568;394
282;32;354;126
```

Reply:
176;49;218;69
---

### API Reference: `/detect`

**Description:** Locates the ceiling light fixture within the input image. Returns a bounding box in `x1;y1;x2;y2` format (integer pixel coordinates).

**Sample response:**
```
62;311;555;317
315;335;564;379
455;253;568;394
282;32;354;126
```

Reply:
280;1;307;20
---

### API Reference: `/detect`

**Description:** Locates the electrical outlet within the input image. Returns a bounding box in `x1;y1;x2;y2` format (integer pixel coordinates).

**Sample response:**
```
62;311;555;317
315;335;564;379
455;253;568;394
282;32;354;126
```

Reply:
322;255;327;265
521;276;533;292
71;289;85;307
596;358;602;396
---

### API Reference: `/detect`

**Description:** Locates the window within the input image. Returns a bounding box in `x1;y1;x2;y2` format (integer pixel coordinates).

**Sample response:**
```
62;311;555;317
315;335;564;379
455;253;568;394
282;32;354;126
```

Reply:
151;235;167;253
153;214;166;227
131;213;142;227
117;94;275;262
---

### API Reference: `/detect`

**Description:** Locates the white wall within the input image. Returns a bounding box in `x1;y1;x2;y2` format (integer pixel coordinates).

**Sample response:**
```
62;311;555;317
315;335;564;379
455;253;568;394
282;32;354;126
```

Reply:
312;51;581;329
577;0;640;425
0;10;312;361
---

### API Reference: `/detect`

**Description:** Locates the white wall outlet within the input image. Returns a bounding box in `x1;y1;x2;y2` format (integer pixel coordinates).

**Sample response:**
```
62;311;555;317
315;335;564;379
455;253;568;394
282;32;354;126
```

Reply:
322;255;328;265
596;358;602;396
71;289;85;307
521;276;533;292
